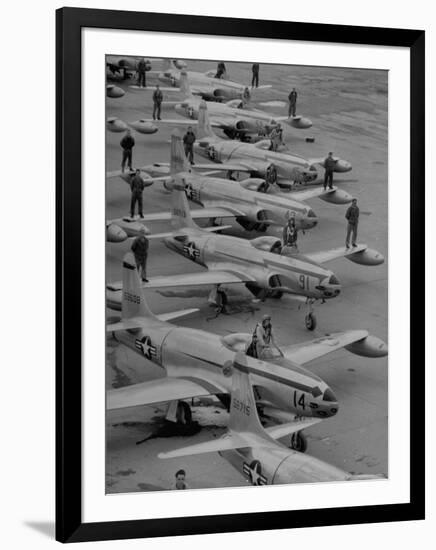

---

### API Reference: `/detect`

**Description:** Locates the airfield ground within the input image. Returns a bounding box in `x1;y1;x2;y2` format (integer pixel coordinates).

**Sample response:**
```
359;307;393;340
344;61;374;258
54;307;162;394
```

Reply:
105;59;388;493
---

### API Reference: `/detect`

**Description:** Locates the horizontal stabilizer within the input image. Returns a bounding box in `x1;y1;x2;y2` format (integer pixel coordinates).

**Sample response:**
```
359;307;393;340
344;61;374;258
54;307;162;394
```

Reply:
266;418;321;439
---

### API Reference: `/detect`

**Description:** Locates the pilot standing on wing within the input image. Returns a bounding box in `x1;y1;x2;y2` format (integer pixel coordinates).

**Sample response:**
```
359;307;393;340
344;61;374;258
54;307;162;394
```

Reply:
323;151;337;190
131;225;149;282
251;63;260;88
152;85;163;120
183;126;196;164
120;129;135;172
129;169;146;219
345;198;360;249
288;88;298;117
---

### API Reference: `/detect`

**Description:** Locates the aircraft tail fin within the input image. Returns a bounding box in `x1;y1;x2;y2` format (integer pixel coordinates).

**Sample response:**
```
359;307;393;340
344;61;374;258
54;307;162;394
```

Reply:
228;352;267;435
170;177;198;231
158;352;318;460
170;129;190;174
197;100;215;139
179;70;194;98
121;252;156;321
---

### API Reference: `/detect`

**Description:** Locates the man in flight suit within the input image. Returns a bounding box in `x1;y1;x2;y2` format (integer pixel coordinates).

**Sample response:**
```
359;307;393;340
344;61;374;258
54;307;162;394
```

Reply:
323;152;337;190
136;58;148;88
120;130;135;172
345;198;360;248
183;126;196;164
288;88;298;117
251;63;260;88
129;169;146;219
131;225;149;282
152;85;163;120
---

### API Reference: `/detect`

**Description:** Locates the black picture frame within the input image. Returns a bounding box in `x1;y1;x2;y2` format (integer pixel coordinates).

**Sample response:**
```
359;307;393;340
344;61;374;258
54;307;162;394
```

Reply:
56;7;425;543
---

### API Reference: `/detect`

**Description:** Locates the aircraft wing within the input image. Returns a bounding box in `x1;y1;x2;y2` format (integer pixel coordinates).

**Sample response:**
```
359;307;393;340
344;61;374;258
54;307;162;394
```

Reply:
281;330;370;365
107;377;220;410
106;309;198;332
303;244;368;264
107;269;256;292
128;85;182;93
132;117;223;129
137;205;246;223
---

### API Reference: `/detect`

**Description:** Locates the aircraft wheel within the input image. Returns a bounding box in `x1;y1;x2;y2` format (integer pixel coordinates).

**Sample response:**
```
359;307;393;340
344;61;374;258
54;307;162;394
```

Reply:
290;431;307;453
270;290;283;299
305;313;316;331
176;401;192;425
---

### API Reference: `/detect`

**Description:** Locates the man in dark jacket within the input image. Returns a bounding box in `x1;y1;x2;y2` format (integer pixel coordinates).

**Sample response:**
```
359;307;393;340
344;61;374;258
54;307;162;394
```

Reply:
129;169;146;218
251;63;259;88
323;152;337;190
288;88;297;117
183;126;196;164
345;198;360;248
131;225;149;282
152;85;163;120
136;58;148;88
120;130;135;172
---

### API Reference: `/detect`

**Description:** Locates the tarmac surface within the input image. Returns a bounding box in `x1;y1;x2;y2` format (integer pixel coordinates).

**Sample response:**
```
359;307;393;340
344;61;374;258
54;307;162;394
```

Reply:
105;58;388;494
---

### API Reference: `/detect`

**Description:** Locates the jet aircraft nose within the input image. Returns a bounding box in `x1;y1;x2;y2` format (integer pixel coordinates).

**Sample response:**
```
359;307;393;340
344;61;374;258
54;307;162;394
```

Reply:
312;387;339;418
303;208;318;229
316;274;341;298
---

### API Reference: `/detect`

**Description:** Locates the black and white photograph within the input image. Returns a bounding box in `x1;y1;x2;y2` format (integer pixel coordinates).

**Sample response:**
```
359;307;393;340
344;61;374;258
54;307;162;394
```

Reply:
105;56;389;494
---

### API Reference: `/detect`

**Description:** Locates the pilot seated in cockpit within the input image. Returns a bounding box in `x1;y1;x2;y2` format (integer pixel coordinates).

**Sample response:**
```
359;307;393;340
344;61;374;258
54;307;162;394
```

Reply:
246;314;282;359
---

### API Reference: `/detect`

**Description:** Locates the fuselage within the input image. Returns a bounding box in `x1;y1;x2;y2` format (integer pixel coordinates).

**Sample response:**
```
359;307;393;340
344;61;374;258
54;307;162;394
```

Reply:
110;318;339;419
159;68;245;94
164;227;341;301
220;445;351;486
194;135;316;183
180;172;318;230
174;97;280;134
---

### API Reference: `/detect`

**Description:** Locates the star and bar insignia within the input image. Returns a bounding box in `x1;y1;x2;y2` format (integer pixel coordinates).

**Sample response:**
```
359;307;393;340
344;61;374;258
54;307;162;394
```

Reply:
183;241;200;260
185;182;200;202
135;335;157;360
243;460;267;486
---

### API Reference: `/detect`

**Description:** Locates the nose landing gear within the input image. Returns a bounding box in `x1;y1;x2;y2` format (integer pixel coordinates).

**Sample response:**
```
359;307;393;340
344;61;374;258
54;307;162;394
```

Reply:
303;299;317;331
289;431;307;453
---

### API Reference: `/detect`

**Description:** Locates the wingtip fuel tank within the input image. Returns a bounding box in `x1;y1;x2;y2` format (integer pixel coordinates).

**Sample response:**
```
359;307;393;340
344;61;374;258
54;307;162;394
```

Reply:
346;247;385;266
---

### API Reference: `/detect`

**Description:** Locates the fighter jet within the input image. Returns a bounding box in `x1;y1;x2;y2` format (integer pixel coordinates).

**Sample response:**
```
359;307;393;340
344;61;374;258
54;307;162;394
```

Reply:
107;252;387;435
156;59;272;102
159;353;385;484
106;174;384;329
132;71;312;140
131;130;352;234
187;101;351;185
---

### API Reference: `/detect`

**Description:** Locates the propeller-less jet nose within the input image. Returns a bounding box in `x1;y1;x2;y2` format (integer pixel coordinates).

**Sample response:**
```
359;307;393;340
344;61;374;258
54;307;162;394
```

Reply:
314;387;339;418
